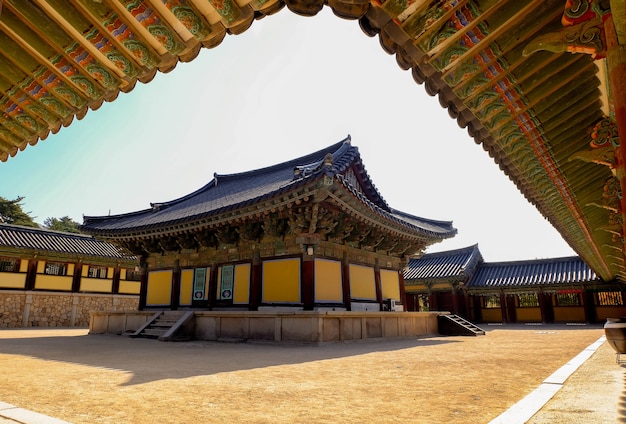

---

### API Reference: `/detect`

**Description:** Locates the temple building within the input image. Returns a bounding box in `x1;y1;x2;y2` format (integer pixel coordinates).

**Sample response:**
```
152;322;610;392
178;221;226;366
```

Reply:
404;245;626;324
82;137;457;315
0;223;138;327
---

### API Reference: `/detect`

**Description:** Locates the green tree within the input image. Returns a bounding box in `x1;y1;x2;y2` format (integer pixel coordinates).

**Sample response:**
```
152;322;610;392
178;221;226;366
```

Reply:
0;196;38;227
43;216;81;233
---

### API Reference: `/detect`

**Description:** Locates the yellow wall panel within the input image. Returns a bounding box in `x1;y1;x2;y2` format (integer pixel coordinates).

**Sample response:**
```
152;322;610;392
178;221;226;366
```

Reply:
0;272;26;289
119;281;140;295
67;264;75;275
180;269;194;306
481;308;502;323
80;278;113;293
36;261;44;274
82;266;88;277
349;264;376;300
314;259;343;302
380;269;400;301
19;260;28;273
146;270;172;306
233;263;251;304
553;307;586;322
35;275;72;291
262;258;300;303
120;269;127;280
516;307;541;322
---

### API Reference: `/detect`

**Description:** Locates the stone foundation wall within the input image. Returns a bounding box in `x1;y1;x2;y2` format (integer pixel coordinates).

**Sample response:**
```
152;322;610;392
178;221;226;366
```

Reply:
90;310;443;343
0;290;138;328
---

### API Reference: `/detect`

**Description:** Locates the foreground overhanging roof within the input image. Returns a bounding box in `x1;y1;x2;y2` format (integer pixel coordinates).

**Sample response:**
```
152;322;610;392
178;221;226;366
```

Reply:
0;1;623;281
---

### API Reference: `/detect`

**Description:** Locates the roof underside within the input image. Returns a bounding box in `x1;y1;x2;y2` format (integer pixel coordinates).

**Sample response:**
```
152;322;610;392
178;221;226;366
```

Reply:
0;0;621;280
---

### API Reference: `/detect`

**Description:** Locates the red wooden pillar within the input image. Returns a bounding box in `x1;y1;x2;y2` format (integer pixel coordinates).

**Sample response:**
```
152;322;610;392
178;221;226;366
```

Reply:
374;260;383;310
302;255;315;311
463;290;471;320
249;251;261;311
71;263;82;292
25;259;37;291
398;267;409;311
429;289;438;311
170;259;180;310
111;267;121;294
138;255;148;311
499;290;507;323
451;289;460;315
582;289;597;324
341;254;351;311
207;262;218;309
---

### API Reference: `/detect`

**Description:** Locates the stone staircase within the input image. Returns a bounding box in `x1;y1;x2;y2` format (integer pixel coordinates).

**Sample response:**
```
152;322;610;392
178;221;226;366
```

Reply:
130;310;195;341
437;314;486;336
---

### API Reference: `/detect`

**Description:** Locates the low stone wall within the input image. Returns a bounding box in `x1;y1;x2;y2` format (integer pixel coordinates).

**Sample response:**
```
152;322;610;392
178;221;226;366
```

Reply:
0;290;138;328
89;310;442;343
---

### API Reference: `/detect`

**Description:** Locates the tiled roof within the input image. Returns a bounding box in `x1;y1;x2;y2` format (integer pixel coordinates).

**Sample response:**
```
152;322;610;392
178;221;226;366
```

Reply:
404;244;483;281
467;256;599;290
0;223;135;261
82;137;456;239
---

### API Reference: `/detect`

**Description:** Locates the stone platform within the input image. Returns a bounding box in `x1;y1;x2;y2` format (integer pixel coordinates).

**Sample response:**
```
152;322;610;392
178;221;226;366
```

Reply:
89;310;441;344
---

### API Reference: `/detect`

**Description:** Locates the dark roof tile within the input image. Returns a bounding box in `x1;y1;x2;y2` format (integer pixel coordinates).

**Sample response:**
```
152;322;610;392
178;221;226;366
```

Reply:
82;137;456;238
0;224;135;261
468;256;599;289
404;244;482;281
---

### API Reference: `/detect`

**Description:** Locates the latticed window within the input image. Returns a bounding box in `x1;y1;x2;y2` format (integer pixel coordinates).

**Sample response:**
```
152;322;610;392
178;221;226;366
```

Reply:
44;262;67;276
597;291;623;306
483;295;500;309
0;257;19;272
125;269;141;281
87;266;108;279
517;293;539;307
556;292;581;306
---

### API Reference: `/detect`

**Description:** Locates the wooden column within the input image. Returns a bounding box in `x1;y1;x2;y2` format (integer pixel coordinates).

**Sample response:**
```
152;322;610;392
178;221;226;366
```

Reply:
302;255;315;311
111;267;121;294
538;289;555;324
451;287;460;315
398;270;408;311
583;289;597;324
138;255;148;311
71;263;82;292
25;259;37;291
208;262;218;309
472;295;483;323
170;259;180;310
249;251;261;311
429;290;439;311
341;254;351;311
374;259;383;310
463;290;472;320
499;290;508;323
506;295;517;323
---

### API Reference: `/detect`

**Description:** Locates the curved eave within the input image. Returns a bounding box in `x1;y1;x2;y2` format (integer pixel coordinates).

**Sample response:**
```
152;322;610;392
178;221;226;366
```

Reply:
0;1;619;280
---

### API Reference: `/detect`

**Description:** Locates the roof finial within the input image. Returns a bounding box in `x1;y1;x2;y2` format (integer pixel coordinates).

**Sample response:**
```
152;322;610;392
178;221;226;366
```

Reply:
323;153;334;167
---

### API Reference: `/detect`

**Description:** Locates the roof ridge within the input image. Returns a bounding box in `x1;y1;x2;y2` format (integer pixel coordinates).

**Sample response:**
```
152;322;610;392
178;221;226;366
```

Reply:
0;222;94;239
480;256;585;267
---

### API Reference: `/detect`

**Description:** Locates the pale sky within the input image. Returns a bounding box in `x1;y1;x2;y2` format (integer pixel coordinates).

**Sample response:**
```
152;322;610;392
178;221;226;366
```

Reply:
0;9;575;262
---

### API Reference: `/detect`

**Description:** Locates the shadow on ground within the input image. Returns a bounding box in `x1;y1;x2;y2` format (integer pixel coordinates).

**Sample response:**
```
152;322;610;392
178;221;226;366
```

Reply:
0;329;459;386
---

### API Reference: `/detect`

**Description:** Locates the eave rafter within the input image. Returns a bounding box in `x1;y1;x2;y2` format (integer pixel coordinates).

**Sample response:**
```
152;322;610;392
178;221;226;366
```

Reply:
0;0;624;282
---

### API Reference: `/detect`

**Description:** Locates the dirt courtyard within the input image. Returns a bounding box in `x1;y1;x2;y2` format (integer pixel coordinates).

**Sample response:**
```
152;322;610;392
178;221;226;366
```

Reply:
0;326;614;423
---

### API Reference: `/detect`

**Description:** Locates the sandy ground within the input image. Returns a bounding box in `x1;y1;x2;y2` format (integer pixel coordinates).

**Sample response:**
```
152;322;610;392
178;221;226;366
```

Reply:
0;325;612;423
